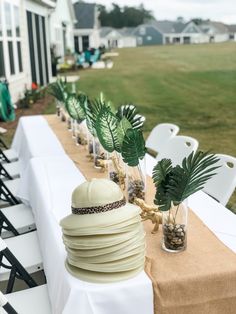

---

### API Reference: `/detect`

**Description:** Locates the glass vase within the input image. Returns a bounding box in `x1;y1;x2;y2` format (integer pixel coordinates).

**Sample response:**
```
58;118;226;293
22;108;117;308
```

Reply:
93;137;107;170
72;120;77;139
76;121;87;146
127;163;146;204
108;152;126;191
67;116;72;131
162;200;188;253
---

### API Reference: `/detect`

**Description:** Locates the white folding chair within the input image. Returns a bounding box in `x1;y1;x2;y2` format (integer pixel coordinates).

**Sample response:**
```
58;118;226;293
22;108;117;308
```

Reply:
203;154;236;206
0;162;20;180
0;179;21;206
0;231;43;293
0;179;36;238
0;148;18;164
156;135;199;166
146;123;179;155
0;204;35;239
0;285;51;314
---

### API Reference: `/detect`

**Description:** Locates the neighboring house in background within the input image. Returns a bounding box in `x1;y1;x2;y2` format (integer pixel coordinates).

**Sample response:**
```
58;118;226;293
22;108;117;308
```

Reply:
49;0;77;59
100;27;136;48
227;25;236;41
73;1;100;52
133;20;209;46
0;0;55;102
198;21;229;43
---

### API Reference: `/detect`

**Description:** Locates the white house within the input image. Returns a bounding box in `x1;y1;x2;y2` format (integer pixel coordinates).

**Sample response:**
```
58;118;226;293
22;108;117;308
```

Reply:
198;21;229;43
73;1;100;52
227;25;236;41
49;0;76;59
0;0;55;102
100;27;137;48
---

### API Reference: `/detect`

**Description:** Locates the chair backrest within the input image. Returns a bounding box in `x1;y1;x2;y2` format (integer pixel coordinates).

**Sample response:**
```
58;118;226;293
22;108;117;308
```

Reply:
0;179;19;206
146;123;179;154
0;291;17;314
203;154;236;206
0;237;37;293
156;135;199;166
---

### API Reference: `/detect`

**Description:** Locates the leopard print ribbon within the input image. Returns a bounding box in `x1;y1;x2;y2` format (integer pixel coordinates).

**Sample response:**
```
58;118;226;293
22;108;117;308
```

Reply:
71;197;126;215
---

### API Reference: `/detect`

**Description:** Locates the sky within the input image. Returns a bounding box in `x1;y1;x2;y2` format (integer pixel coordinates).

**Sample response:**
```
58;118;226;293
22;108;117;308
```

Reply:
73;0;236;24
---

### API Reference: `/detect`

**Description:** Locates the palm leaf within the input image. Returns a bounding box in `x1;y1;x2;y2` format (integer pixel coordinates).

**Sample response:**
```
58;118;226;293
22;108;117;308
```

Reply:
85;97;111;136
116;104;145;130
64;93;87;122
153;151;221;211
152;159;172;187
167;151;220;203
48;78;68;102
95;107;121;153
121;128;147;167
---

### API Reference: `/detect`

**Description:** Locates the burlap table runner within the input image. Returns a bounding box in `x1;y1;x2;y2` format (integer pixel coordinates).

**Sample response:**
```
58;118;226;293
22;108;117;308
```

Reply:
45;115;236;314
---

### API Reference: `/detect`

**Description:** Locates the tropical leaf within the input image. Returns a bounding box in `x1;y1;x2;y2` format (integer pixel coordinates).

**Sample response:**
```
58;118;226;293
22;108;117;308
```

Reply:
116;104;145;130
167;151;220;203
121;128;147;167
48;78;68;103
95;107;121;153
117;117;132;145
153;151;221;211
152;159;172;187
64;93;87;122
85;97;111;136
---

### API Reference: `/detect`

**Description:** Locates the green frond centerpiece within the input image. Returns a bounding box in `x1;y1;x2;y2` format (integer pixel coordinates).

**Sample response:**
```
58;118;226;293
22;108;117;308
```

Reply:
152;151;221;252
95;107;121;153
121;128;146;167
152;151;220;211
64;92;87;123
116;104;145;130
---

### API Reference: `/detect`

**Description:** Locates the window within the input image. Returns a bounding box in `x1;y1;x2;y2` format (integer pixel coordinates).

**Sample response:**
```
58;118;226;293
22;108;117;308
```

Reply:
1;2;23;76
0;42;5;77
0;7;2;37
139;27;146;35
4;2;12;37
147;36;152;41
8;41;15;74
14;6;20;37
17;41;22;72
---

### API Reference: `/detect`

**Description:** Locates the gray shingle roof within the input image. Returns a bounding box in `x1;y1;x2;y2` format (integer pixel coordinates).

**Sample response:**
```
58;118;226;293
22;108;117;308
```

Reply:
228;24;236;32
150;20;186;34
100;27;136;38
74;2;95;29
199;21;229;34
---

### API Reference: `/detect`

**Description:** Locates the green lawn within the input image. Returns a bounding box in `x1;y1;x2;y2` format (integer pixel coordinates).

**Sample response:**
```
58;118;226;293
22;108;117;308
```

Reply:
75;43;236;211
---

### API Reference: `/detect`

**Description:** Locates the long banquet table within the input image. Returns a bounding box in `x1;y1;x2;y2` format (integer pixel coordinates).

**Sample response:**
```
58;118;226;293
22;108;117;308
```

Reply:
12;115;236;314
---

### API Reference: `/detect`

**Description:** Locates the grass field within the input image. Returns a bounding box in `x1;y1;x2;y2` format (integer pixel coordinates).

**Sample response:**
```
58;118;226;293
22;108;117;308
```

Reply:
74;42;236;211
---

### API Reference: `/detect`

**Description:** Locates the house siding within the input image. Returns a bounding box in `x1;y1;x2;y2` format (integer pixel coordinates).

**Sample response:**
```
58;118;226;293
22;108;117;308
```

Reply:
134;26;163;46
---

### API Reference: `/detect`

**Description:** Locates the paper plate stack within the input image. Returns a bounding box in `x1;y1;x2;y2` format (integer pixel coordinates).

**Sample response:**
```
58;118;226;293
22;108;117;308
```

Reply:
60;178;146;283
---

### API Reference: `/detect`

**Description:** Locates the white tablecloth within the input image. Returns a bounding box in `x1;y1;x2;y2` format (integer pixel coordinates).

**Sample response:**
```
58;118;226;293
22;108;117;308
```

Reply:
17;155;154;314
11;116;65;172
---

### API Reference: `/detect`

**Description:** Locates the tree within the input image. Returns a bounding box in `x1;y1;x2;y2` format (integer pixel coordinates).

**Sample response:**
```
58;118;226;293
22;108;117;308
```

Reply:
98;3;154;28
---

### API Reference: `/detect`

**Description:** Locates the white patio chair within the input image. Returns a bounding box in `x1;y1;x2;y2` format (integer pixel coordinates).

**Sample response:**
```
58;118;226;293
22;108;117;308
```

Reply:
0;162;20;180
0;285;51;314
0;231;43;292
203;154;236;206
156;135;199;166
146;123;179;155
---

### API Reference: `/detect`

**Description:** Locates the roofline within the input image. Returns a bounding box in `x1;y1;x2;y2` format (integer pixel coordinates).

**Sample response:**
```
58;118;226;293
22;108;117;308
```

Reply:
41;0;56;8
181;21;203;34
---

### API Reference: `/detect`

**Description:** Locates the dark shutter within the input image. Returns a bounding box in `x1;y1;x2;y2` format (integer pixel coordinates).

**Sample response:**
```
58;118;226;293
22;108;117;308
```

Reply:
0;42;5;77
27;11;36;84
